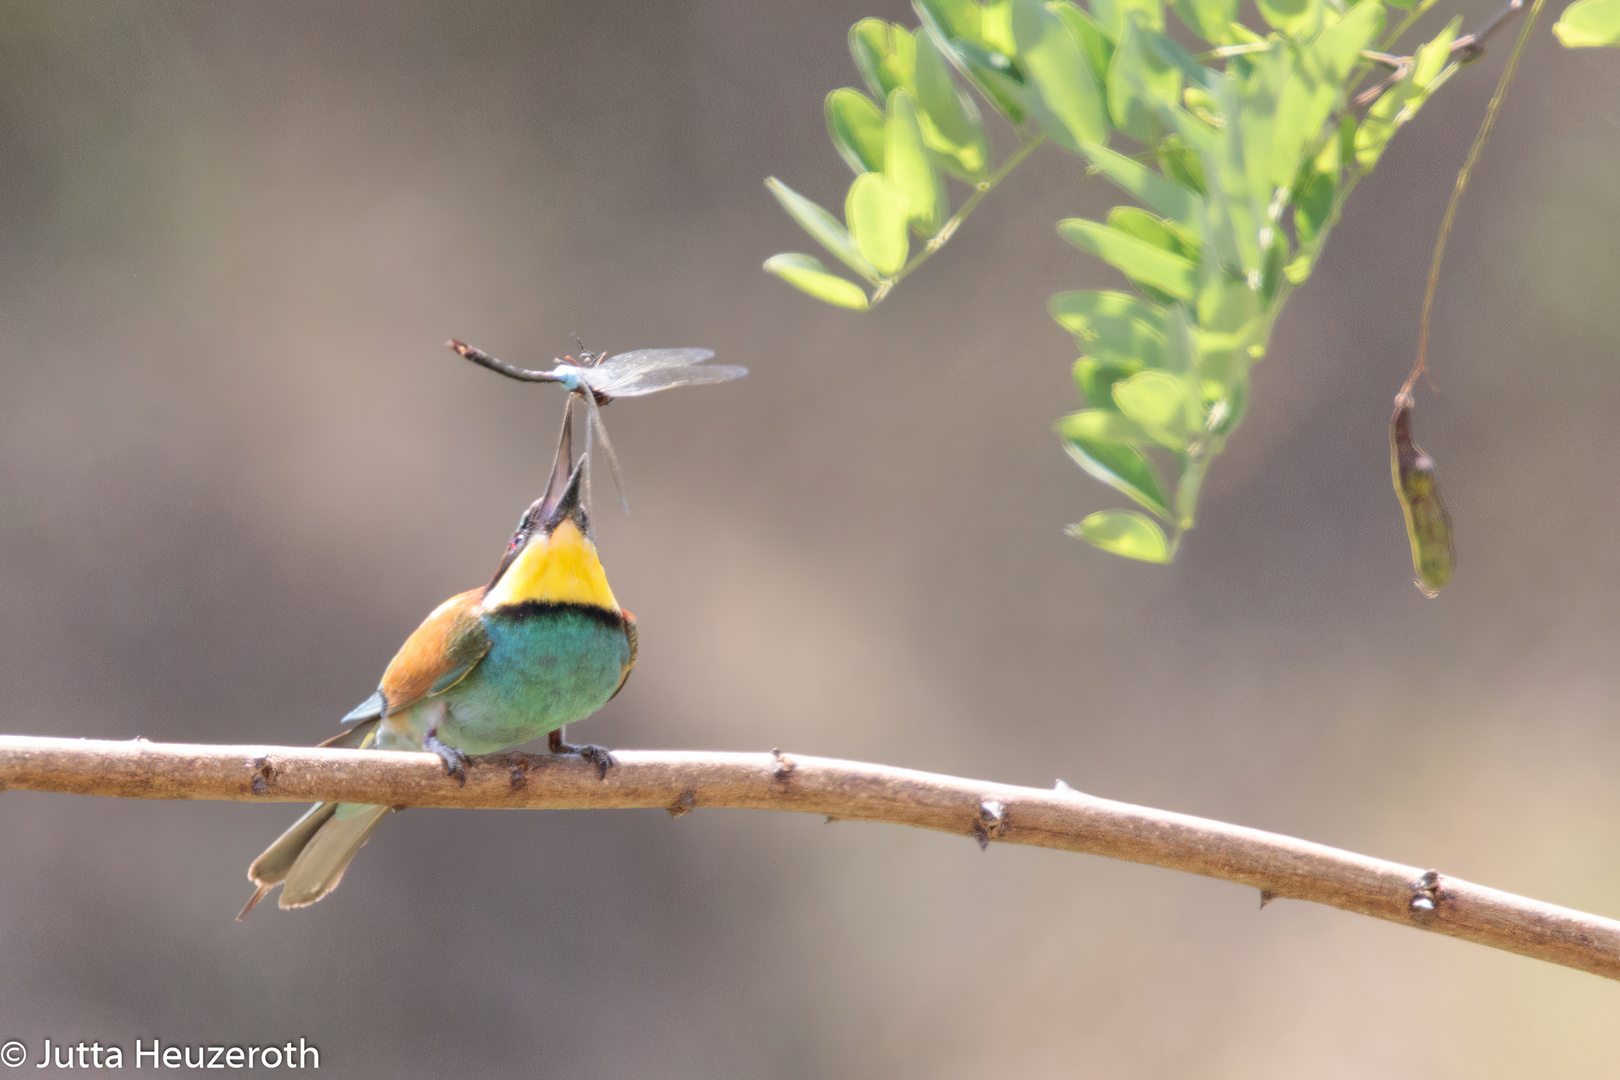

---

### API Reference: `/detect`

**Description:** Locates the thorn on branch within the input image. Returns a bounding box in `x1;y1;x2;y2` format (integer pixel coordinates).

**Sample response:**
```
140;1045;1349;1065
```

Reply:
666;789;697;818
248;756;277;795
1410;869;1443;917
503;753;531;790
1260;889;1277;909
974;799;1007;850
771;748;795;783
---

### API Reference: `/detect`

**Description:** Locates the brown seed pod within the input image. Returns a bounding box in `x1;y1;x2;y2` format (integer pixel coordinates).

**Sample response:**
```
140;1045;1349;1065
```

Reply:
1390;393;1456;597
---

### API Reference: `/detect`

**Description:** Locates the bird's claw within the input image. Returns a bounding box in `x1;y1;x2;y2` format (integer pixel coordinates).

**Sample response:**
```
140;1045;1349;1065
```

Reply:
548;728;615;779
424;731;469;786
573;743;615;780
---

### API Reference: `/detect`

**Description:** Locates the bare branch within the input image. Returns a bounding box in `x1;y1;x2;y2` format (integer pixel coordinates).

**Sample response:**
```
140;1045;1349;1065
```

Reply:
3;735;1618;980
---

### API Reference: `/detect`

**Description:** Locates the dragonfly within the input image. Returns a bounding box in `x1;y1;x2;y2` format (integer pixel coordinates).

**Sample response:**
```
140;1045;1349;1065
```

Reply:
448;338;747;512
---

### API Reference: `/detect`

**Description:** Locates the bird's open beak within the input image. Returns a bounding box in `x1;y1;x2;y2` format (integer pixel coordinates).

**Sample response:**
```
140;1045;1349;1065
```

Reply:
537;394;576;523
542;455;590;538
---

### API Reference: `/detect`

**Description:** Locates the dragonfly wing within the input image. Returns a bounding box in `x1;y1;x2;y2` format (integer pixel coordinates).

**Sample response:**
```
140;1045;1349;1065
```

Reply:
581;349;716;396
603;348;716;371
587;364;749;398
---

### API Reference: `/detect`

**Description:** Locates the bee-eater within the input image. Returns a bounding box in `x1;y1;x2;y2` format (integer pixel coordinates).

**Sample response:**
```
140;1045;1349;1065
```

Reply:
238;398;636;917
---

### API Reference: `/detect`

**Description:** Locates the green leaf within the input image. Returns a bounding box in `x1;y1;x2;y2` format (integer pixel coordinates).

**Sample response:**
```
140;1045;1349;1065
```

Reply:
1057;407;1153;443
1555;0;1620;45
764;254;871;310
1011;0;1108;151
915;2;1030;125
1260;229;1286;299
1170;0;1241;44
1059;218;1199;301
980;0;1019;53
1257;0;1323;38
885;90;947;234
1082;141;1201;230
913;31;990;181
1052;4;1116;97
1411;17;1459;84
1059;416;1173;518
915;0;979;39
1107;15;1182;141
1167;81;1262;274
1068;509;1172;562
826;89;887;175
1147;29;1216;91
1074;356;1145;407
766;177;881;283
1107;207;1200;262
1196;277;1263;333
1234;46;1288;220
850;20;917;100
1291;167;1334;248
1111;369;1189;447
1091;0;1166;38
846;173;911;275
1271;0;1385;186
1157;136;1207;194
1049;289;1169;368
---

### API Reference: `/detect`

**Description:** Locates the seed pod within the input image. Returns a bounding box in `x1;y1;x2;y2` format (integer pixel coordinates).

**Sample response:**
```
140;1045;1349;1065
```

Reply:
1390;393;1455;597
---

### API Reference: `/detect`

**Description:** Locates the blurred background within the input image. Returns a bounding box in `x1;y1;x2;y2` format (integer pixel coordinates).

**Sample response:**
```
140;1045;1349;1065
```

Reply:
2;1;1618;1075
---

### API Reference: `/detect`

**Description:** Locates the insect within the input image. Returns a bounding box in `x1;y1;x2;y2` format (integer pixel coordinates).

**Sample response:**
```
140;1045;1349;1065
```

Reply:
448;338;747;511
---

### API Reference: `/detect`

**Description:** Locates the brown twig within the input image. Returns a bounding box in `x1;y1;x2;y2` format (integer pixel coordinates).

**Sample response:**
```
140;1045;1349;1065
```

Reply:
3;735;1618;980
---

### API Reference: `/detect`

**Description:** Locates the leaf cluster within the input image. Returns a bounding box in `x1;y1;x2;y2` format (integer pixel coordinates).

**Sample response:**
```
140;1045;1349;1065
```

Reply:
766;0;1616;561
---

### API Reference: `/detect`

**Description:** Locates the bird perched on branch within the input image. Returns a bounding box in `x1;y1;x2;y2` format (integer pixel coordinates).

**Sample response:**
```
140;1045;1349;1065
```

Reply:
238;396;636;917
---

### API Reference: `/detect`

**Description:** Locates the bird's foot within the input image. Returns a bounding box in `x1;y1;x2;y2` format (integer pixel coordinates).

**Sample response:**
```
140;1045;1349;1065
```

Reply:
572;743;615;780
548;728;615;780
424;729;469;786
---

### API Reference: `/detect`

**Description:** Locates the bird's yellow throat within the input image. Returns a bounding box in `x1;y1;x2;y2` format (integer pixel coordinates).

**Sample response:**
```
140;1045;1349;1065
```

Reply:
483;520;619;613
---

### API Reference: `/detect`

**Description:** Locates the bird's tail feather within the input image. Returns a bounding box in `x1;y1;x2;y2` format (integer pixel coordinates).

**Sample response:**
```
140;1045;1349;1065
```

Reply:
236;718;393;919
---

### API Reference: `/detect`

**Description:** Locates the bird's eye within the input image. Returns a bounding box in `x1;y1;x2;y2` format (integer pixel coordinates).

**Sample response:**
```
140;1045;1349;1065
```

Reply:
507;531;525;552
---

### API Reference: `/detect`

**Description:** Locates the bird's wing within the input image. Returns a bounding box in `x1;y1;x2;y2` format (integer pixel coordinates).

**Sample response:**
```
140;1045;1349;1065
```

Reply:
607;610;638;702
377;588;493;715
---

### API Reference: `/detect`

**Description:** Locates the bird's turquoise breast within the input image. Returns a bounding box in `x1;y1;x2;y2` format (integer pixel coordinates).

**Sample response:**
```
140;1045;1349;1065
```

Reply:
437;604;629;754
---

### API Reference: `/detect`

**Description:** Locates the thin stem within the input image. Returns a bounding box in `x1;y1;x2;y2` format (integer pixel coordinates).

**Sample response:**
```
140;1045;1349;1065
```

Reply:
4;735;1620;980
871;135;1047;306
1403;0;1543;399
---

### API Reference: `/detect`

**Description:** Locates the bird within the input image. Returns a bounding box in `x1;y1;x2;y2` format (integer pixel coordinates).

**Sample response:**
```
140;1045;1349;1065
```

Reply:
237;396;636;917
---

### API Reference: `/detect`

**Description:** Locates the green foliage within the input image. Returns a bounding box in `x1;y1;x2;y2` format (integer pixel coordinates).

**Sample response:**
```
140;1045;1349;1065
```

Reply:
1555;0;1620;45
763;0;1491;561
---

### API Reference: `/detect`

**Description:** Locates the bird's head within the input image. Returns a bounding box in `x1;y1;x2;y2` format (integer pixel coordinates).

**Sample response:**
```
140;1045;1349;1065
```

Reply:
482;399;619;614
